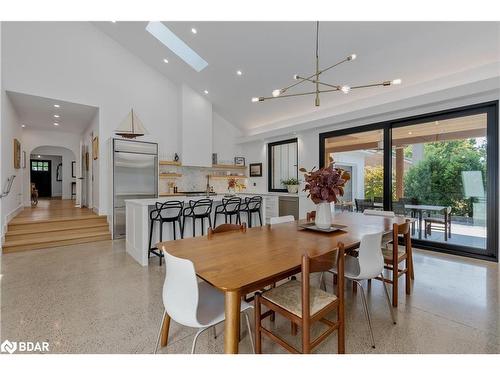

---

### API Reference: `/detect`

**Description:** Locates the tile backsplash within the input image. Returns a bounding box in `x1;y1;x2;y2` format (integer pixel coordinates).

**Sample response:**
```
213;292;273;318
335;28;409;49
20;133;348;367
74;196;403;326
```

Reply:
159;165;248;194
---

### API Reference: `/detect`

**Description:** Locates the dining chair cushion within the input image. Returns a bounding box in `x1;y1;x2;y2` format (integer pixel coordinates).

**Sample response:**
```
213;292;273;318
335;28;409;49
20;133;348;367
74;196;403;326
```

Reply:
382;245;407;262
261;279;337;318
196;281;253;326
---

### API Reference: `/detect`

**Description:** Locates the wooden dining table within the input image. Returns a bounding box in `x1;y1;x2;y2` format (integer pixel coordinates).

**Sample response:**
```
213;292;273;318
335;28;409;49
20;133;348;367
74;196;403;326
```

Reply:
158;212;411;354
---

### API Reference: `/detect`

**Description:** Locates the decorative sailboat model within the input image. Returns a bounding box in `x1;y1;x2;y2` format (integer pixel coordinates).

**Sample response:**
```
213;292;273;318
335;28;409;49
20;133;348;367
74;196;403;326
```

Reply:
115;109;148;139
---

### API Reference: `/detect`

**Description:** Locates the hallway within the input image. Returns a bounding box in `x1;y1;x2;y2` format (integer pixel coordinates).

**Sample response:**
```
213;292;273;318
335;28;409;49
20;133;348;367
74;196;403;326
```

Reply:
3;199;110;253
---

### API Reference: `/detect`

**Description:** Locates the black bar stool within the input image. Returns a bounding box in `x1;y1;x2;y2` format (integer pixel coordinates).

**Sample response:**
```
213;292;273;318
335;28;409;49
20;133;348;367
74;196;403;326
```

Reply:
239;196;263;228
182;199;213;237
214;197;242;227
148;201;184;265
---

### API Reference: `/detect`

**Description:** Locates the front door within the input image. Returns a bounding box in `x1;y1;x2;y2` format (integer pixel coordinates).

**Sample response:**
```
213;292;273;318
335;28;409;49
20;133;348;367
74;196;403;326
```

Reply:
30;159;52;197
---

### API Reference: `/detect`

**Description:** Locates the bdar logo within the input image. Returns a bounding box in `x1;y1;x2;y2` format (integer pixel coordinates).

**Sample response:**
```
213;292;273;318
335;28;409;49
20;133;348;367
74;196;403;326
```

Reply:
1;340;17;354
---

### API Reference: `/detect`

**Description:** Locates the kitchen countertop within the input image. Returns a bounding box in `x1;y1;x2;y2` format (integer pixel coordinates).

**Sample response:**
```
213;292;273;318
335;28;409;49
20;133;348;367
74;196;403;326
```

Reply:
125;193;268;206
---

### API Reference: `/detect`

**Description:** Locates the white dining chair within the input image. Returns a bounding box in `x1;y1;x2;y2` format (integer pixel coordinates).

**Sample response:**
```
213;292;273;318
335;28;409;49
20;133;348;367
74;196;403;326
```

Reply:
269;215;295;225
363;209;395;248
154;251;255;354
326;231;396;349
363;209;395;217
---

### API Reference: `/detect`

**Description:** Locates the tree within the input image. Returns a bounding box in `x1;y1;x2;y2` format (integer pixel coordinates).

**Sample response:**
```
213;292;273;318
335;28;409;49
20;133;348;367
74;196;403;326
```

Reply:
404;139;486;217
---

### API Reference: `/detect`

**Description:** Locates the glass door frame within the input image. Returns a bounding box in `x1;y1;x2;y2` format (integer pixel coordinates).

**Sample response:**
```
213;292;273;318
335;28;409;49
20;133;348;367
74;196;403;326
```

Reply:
319;100;498;262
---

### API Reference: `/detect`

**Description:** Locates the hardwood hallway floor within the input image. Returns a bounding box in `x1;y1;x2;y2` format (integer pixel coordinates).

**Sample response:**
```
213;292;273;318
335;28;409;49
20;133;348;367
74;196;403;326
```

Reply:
2;199;111;253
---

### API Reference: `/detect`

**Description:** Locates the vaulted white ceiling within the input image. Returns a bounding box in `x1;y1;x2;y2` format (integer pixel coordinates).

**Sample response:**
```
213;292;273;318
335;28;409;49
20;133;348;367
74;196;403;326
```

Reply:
93;21;500;133
7;91;98;134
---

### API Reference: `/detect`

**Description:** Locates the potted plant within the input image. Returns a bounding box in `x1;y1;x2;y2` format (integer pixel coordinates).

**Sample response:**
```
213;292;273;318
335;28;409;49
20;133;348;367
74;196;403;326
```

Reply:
300;158;350;229
281;177;300;194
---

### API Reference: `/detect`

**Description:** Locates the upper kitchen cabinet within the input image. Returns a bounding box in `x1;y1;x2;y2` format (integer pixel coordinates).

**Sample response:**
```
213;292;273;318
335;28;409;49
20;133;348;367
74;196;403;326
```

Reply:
180;85;213;167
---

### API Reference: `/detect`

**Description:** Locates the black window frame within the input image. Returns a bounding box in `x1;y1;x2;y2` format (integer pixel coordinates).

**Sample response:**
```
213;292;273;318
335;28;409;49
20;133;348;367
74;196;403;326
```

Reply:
267;138;298;193
319;100;498;262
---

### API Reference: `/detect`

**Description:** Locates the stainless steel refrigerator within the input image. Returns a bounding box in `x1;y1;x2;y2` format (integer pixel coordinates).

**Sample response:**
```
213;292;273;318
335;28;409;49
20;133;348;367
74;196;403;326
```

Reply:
112;139;158;239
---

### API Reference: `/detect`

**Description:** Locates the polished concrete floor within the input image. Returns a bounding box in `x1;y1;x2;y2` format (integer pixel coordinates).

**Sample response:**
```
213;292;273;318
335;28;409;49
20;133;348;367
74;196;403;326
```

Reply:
1;239;498;354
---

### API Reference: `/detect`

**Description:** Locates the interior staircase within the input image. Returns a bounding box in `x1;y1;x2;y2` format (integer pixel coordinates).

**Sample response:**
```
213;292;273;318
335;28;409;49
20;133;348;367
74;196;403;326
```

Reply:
3;214;111;253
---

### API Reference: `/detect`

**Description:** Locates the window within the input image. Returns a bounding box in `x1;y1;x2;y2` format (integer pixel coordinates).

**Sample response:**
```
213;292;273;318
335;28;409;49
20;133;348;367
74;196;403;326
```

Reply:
319;101;498;261
268;138;298;192
31;161;49;171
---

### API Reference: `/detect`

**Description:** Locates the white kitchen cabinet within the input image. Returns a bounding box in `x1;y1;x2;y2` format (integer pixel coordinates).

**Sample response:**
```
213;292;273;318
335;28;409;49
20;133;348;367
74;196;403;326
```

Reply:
264;196;279;223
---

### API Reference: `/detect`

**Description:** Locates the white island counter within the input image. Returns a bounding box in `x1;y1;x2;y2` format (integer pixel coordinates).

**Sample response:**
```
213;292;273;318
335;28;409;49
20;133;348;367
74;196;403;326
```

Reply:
125;194;267;266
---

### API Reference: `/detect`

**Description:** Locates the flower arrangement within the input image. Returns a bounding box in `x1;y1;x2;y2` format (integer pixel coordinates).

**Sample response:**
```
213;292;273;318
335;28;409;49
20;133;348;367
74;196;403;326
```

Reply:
227;178;246;192
300;158;350;204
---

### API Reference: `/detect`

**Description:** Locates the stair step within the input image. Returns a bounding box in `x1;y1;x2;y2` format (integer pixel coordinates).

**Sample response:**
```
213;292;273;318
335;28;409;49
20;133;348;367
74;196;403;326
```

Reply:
6;221;109;236
5;224;110;240
8;216;108;232
2;231;111;253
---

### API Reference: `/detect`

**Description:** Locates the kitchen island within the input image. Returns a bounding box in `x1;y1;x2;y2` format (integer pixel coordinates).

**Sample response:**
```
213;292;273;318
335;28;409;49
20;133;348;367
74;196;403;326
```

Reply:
125;194;266;266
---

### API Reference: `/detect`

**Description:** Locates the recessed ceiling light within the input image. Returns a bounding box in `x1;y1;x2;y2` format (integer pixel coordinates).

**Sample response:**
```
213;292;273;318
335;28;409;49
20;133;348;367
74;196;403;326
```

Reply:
21;124;26;128
145;22;208;72
54;104;60;108
111;21;117;23
37;155;41;158
204;90;209;95
53;114;60;118
408;131;413;135
163;58;169;63
191;28;197;34
53;122;59;126
236;70;243;76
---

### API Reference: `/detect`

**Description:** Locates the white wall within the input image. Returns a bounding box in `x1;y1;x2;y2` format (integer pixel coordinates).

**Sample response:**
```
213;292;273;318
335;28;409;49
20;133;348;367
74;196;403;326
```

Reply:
0;89;24;241
213;112;243;164
82;111;99;212
21;129;79;205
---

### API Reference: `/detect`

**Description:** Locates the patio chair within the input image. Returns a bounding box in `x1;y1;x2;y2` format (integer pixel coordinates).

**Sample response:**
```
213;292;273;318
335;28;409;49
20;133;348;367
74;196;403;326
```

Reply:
355;198;375;213
424;206;452;241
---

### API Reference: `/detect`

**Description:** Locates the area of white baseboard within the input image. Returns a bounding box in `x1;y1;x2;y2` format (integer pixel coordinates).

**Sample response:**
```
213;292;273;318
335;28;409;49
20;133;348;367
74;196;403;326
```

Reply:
2;204;24;247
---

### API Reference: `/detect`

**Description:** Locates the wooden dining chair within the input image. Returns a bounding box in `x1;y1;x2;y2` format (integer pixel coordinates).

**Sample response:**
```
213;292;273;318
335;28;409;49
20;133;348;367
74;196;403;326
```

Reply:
376;220;413;307
306;211;316;222
254;244;346;354
207;223;246;239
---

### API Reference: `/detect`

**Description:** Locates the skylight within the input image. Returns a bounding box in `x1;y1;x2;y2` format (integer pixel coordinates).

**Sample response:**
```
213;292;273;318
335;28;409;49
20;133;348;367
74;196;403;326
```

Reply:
145;22;208;72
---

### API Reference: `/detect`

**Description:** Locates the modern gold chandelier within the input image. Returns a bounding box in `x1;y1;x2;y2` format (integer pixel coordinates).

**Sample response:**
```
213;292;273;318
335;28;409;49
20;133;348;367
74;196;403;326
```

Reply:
251;21;401;106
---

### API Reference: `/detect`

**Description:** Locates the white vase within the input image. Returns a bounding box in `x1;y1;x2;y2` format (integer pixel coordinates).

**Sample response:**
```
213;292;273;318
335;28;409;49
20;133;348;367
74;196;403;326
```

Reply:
315;201;333;229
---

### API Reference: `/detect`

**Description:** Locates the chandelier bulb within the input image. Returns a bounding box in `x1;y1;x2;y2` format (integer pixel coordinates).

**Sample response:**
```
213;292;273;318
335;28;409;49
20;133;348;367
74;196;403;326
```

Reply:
293;74;299;80
251;97;259;103
348;54;357;61
272;89;281;97
391;78;402;85
341;85;351;94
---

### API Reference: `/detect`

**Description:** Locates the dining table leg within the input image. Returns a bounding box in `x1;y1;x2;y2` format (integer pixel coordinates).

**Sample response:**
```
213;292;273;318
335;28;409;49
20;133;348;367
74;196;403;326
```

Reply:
224;290;241;354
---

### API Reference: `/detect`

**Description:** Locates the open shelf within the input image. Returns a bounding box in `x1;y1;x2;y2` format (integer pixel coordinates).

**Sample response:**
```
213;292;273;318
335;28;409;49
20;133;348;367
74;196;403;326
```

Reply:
210;175;248;179
159;160;182;166
211;164;246;170
159;173;182;178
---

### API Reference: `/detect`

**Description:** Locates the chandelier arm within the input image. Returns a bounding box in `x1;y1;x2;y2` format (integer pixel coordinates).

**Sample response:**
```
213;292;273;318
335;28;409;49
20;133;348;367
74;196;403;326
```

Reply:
258;87;342;101
295;75;340;89
350;82;391;90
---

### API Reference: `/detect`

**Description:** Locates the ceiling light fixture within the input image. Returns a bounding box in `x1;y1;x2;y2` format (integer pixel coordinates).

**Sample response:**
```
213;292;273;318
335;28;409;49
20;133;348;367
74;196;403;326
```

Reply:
21;124;26;128
163;58;169;63
252;21;402;106
54;104;60;108
191;28;197;34
37;155;41;158
204;90;209;95
111;21;117;23
53;122;59;126
53;114;60;118
236;70;243;76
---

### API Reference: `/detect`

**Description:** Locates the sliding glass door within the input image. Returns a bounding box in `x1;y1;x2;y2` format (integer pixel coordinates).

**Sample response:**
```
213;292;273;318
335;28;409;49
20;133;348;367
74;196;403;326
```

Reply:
319;101;498;261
